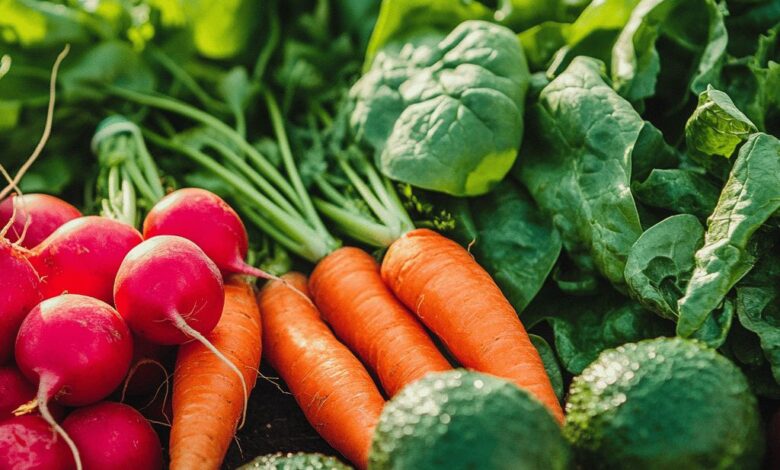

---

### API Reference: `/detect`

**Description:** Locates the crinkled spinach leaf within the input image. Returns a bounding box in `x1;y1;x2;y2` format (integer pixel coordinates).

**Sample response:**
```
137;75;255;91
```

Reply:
516;57;647;290
686;86;758;159
611;0;727;104
351;20;529;196
677;133;780;341
633;169;721;219
624;214;704;320
536;289;674;374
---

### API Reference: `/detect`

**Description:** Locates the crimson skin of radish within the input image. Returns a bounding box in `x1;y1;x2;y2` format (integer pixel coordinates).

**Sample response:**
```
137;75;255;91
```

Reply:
0;194;81;248
143;188;271;279
15;294;133;407
113;236;225;345
62;402;162;470
0;364;35;419
29;216;143;304
0;241;42;364
0;415;75;470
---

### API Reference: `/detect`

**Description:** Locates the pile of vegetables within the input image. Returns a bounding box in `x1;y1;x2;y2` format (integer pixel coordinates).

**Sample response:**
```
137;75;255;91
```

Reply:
2;0;780;469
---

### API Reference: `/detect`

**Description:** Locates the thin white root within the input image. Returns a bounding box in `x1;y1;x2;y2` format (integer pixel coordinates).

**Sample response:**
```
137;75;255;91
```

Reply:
39;390;82;470
120;358;170;407
0;44;69;200
172;312;249;430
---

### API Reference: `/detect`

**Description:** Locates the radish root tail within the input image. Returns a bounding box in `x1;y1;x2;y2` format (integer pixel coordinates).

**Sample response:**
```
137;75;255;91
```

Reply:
38;388;82;470
171;312;249;429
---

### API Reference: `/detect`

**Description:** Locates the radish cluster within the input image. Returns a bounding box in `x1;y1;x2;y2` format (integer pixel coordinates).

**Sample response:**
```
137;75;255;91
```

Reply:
1;188;263;469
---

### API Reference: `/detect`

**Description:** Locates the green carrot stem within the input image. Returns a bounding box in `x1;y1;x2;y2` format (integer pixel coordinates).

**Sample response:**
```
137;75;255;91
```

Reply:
338;158;396;230
105;86;301;208
200;136;301;219
148;47;228;114
313;198;398;248
263;90;333;242
145;131;331;262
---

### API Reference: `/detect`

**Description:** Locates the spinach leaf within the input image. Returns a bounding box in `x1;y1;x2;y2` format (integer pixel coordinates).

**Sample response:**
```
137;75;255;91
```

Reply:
351;20;530;196
633;169;721;219
516;57;646;290
677;133;780;342
529;334;564;402
534;0;641;74
468;180;562;312
624;214;704;320
611;0;727;104
364;0;492;68
535;288;674;374
736;243;780;385
685;86;758;160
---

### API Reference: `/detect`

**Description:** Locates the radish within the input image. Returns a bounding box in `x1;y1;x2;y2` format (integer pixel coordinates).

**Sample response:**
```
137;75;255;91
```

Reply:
113;236;225;345
15;294;134;470
0;240;41;364
62;402;162;470
0;415;74;470
0;194;81;248
142;188;275;280
29;216;143;304
0;365;36;419
113;236;248;424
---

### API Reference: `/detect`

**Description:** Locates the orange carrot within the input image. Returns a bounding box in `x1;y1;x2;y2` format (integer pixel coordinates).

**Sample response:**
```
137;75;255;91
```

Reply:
258;272;385;469
309;247;451;396
381;228;564;423
169;277;261;470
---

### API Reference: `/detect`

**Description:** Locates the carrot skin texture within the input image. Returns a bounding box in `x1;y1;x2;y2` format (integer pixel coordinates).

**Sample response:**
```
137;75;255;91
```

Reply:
381;228;564;423
258;273;385;469
310;247;451;396
169;278;261;470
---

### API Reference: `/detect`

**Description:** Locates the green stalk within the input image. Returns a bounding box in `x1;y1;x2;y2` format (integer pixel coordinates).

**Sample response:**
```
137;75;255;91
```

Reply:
105;86;301;208
264;91;334;243
148;47;228;114
313;198;398;248
145;131;331;262
338;158;396;229
200;136;302;219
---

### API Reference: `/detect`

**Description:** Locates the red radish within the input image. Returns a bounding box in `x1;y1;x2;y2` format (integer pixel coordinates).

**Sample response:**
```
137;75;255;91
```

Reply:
0;365;36;419
62;402;162;470
0;364;64;421
0;415;74;470
113;236;248;425
113;236;225;345
15;294;134;470
142;188;274;280
0;194;81;248
0;241;41;364
29;216;143;304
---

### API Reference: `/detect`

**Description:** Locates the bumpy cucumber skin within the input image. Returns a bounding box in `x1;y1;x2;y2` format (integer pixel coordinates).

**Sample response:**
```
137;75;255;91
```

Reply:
238;452;353;470
565;337;764;470
370;369;570;470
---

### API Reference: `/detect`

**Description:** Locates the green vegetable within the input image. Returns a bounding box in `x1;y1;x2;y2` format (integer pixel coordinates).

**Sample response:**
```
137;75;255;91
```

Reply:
238;452;352;470
565;337;765;470
624;214;704;320
685;86;758;160
633;169;720;220
541;289;673;374
370;370;571;470
611;0;727;104
516;57;647;289
677;133;780;344
351;20;530;196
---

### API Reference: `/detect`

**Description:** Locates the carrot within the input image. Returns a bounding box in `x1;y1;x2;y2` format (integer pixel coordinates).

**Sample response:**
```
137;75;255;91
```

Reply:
381;228;565;423
169;277;261;470
309;247;451;396
258;272;385;469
